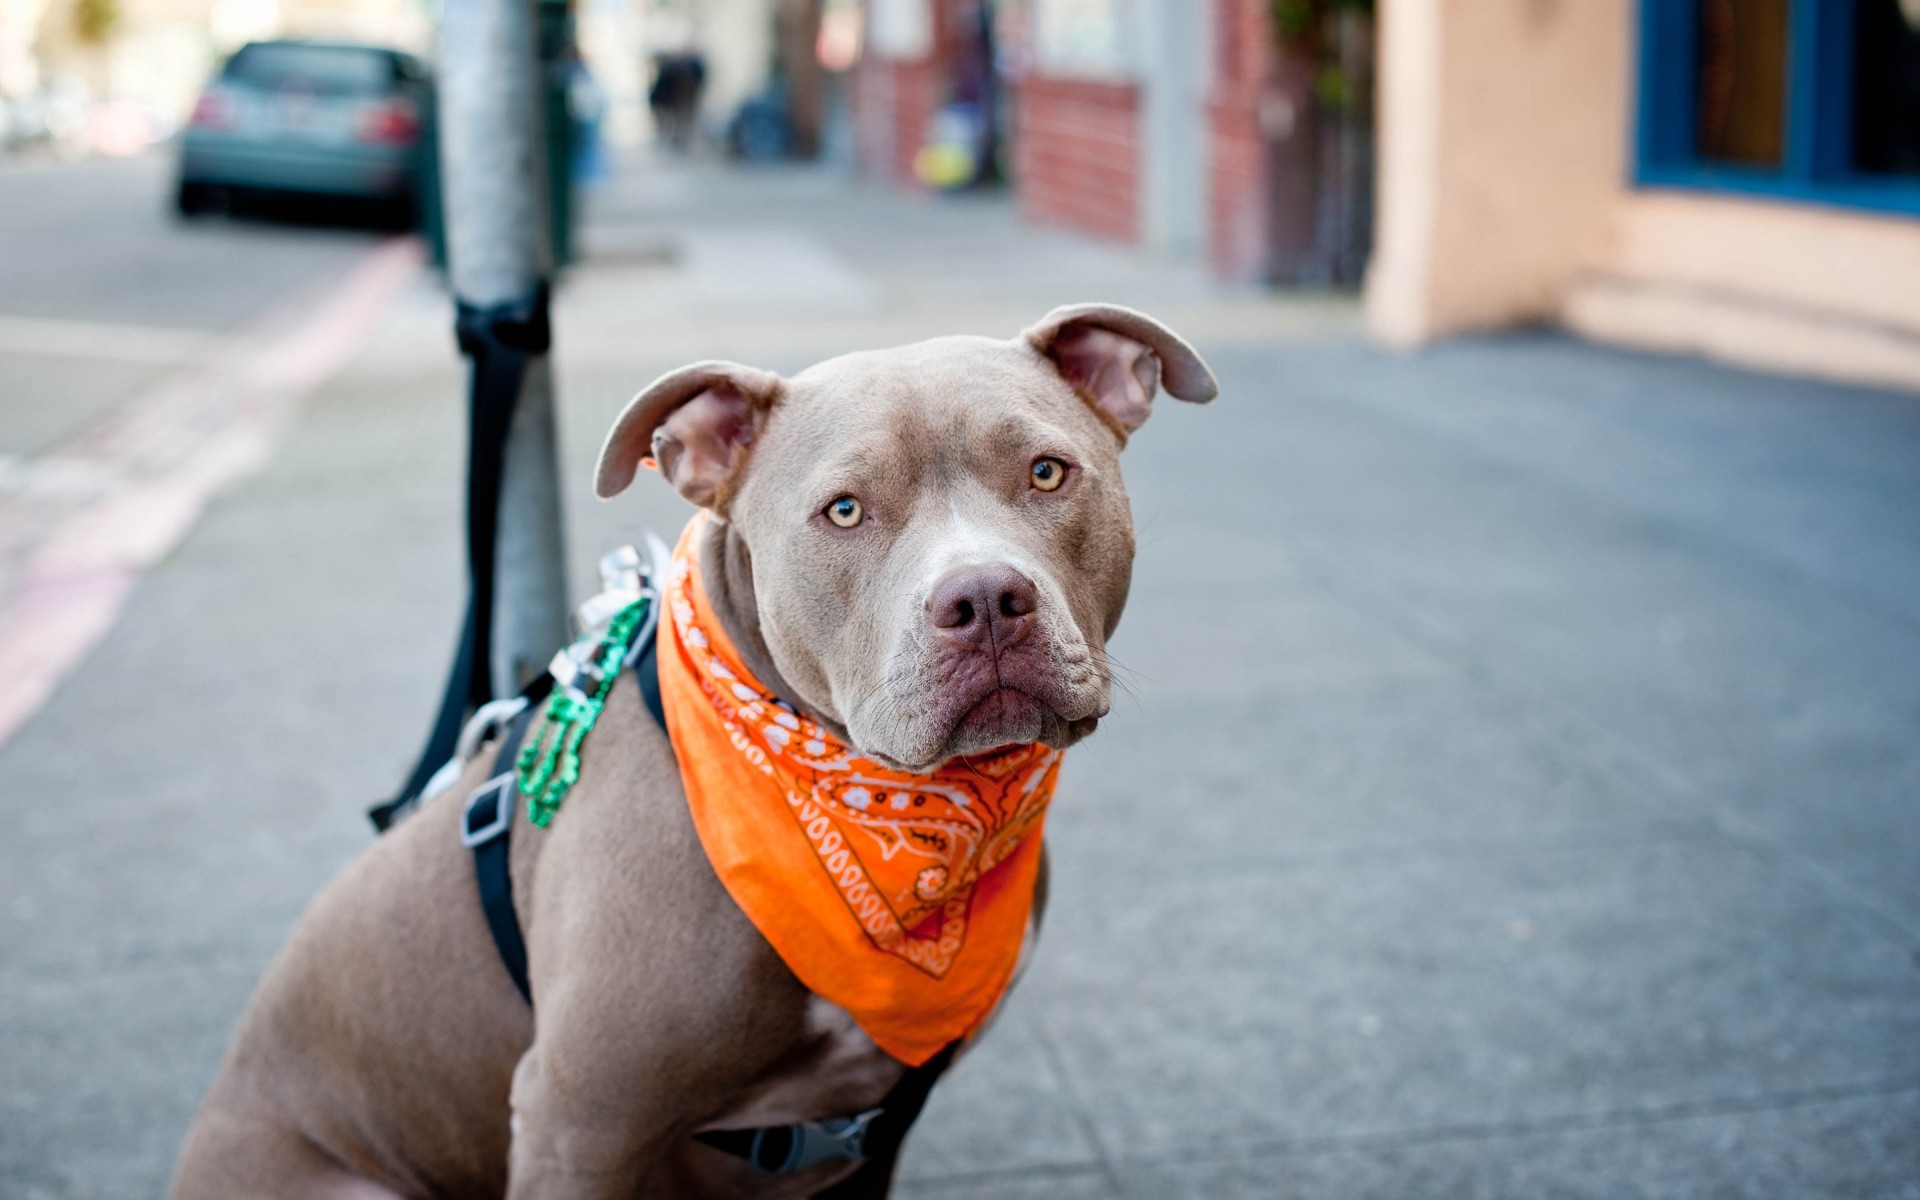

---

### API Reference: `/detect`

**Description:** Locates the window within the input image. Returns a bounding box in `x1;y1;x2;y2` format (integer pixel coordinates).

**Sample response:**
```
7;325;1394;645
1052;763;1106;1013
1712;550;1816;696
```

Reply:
1851;0;1920;175
222;44;399;96
867;0;933;61
1031;0;1140;79
1637;0;1920;215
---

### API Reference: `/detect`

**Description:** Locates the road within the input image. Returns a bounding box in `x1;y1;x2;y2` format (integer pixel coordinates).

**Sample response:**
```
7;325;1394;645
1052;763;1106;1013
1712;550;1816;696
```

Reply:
0;152;385;458
2;155;1918;1199
0;152;411;752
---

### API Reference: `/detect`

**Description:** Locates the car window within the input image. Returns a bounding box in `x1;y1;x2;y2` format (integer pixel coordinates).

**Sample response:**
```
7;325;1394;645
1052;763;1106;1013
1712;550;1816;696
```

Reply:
222;44;397;95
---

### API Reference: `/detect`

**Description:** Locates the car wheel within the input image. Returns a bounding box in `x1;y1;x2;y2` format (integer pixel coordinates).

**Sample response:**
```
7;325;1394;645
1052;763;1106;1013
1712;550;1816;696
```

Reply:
379;191;418;232
174;181;226;219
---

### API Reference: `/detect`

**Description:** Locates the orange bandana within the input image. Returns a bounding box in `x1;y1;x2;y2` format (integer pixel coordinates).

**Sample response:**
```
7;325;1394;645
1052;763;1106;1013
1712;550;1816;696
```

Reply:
658;517;1062;1066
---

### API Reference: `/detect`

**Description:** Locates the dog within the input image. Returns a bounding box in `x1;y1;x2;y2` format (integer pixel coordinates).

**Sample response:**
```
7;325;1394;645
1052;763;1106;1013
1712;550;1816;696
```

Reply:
172;303;1216;1199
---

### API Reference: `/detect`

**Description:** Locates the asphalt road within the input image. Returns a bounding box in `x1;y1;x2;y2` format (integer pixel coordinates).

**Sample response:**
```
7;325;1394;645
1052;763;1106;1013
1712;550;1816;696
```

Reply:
0;152;385;457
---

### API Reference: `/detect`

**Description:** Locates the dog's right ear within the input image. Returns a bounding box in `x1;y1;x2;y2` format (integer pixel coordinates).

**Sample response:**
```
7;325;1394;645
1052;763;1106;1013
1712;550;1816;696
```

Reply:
596;361;783;509
1022;303;1217;442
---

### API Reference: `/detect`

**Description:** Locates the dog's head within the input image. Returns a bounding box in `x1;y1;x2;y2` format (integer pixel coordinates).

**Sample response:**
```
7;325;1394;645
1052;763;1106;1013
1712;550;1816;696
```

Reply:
596;304;1216;772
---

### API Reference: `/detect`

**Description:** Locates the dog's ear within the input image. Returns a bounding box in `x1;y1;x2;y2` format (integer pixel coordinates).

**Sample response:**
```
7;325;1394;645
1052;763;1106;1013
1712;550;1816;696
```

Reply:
1022;303;1218;438
596;361;784;508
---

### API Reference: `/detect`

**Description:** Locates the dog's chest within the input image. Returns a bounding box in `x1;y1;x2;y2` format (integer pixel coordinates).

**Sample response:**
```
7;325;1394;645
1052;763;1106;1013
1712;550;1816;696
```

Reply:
702;996;905;1131
700;905;1044;1134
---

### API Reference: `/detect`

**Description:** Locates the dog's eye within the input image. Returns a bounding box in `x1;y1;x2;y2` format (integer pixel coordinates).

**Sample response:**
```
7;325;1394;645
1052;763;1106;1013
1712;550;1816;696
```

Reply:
825;496;864;528
1030;457;1067;492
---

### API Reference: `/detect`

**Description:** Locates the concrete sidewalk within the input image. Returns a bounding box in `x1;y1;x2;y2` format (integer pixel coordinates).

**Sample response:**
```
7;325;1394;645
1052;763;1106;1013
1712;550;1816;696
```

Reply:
3;160;1918;1199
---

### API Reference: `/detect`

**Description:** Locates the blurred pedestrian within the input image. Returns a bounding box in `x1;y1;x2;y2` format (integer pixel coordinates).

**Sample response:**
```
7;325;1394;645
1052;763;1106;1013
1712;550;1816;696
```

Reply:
648;51;706;152
567;49;606;183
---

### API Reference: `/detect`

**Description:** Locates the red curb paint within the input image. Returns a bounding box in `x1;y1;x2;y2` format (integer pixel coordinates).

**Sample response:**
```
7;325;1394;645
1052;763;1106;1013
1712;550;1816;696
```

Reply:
0;237;423;750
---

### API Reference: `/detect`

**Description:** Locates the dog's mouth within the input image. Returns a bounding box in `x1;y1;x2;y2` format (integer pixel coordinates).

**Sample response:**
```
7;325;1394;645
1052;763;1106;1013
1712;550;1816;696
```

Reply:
941;686;1102;764
852;632;1112;772
954;686;1051;743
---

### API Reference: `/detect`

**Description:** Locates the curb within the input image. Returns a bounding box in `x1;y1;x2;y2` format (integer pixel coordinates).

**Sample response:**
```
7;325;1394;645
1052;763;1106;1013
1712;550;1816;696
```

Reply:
0;236;424;750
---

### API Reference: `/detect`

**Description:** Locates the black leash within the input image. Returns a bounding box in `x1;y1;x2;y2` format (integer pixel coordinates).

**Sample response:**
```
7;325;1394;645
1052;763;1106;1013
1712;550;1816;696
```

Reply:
372;284;552;832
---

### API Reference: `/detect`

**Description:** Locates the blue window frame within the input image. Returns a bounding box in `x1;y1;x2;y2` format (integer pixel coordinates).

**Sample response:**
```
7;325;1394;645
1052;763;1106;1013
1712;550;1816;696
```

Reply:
1636;0;1920;216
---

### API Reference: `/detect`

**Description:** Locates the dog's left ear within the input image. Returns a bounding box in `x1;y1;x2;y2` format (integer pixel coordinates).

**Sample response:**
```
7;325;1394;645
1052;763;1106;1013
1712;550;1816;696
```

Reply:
596;360;784;508
1022;303;1218;438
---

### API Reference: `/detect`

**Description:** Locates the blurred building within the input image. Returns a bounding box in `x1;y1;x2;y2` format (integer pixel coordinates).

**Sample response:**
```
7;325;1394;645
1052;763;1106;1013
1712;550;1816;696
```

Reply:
851;1;1371;277
7;0;428;133
855;1;1205;255
852;0;1920;392
1370;0;1920;392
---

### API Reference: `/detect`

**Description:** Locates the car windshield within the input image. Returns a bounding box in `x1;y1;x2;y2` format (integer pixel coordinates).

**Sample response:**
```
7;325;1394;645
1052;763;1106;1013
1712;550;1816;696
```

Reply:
222;44;395;95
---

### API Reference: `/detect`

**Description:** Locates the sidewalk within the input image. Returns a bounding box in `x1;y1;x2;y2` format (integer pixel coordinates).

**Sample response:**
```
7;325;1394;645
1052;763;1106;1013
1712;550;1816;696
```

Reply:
3;159;1918;1199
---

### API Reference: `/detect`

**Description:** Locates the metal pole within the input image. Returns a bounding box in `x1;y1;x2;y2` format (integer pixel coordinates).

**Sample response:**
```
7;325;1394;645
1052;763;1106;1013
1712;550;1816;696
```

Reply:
438;0;570;697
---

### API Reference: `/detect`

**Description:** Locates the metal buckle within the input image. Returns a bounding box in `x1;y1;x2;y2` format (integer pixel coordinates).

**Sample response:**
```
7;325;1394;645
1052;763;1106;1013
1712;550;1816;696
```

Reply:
460;773;516;849
599;544;644;591
572;588;644;635
748;1108;883;1173
457;696;529;765
548;647;605;694
419;697;529;806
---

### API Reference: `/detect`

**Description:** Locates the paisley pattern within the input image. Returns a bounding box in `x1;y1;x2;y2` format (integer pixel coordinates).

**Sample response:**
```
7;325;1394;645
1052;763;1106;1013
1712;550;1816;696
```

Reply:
666;538;1059;975
658;516;1062;1063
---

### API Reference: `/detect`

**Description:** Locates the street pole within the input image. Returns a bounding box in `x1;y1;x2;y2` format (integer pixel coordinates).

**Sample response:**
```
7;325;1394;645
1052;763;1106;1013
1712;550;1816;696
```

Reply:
438;0;570;698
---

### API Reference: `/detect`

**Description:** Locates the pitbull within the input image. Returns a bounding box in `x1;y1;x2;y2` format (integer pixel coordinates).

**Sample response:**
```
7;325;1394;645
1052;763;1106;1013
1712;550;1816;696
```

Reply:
172;303;1217;1199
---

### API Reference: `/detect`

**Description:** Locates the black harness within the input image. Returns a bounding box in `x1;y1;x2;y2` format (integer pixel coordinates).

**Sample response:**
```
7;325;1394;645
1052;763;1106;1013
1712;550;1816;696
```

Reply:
455;617;953;1185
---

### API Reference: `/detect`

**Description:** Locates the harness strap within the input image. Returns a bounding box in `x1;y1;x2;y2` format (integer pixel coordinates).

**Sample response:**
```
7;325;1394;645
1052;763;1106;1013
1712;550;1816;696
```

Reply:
632;623;666;733
694;1043;956;1180
460;614;954;1177
461;704;539;1004
460;626;656;1008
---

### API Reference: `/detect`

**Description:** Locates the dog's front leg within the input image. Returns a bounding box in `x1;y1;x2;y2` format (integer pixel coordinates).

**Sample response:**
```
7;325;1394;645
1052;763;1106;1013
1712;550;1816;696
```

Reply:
503;1037;678;1197
502;976;740;1200
506;1010;734;1199
502;958;804;1199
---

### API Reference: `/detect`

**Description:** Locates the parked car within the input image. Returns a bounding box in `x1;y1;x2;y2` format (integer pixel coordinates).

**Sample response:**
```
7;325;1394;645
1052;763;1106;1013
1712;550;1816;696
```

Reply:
176;40;430;224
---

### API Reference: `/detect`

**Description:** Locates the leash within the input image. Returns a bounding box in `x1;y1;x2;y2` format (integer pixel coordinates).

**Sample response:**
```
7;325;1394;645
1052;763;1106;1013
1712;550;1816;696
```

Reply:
370;285;552;833
450;545;953;1182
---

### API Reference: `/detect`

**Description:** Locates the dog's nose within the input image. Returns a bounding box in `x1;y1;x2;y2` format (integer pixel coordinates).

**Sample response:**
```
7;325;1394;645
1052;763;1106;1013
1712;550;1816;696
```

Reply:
927;564;1039;644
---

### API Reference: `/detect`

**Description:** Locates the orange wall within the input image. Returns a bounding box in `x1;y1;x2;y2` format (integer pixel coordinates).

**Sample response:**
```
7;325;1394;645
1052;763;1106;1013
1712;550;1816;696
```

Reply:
1366;0;1920;391
1367;0;1630;343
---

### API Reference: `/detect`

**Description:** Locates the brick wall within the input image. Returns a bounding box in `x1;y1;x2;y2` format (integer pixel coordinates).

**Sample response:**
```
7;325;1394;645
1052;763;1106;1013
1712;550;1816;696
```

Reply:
1207;0;1275;282
1013;75;1142;243
853;56;940;189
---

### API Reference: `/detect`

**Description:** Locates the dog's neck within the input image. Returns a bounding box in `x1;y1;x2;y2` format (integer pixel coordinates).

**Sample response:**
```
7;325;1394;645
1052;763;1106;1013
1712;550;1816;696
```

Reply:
697;516;853;744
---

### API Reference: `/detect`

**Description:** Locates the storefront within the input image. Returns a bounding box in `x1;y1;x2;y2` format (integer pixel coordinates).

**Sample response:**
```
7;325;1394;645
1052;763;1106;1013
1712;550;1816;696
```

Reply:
1000;0;1149;243
851;1;1372;277
1368;0;1920;390
852;0;1208;253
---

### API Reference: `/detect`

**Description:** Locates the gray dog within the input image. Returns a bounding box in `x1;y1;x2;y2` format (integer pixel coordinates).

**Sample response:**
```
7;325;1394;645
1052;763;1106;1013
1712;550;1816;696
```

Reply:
173;303;1216;1199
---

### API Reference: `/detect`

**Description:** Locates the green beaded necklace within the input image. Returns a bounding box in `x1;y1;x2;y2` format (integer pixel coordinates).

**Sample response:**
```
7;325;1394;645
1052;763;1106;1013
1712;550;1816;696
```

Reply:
515;593;651;829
